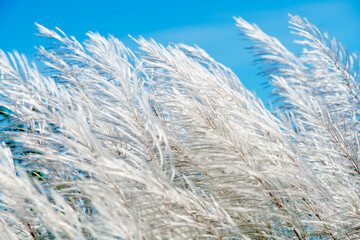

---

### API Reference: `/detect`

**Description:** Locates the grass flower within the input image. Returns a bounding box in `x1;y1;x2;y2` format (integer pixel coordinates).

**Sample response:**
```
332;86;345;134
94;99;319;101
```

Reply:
0;15;359;239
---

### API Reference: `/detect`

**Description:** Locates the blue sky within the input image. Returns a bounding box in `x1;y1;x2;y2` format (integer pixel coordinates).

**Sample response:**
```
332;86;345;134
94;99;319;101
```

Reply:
0;0;360;105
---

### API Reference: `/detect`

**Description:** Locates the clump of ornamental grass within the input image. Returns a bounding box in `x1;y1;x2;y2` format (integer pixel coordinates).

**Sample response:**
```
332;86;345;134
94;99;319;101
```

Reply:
0;15;359;239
